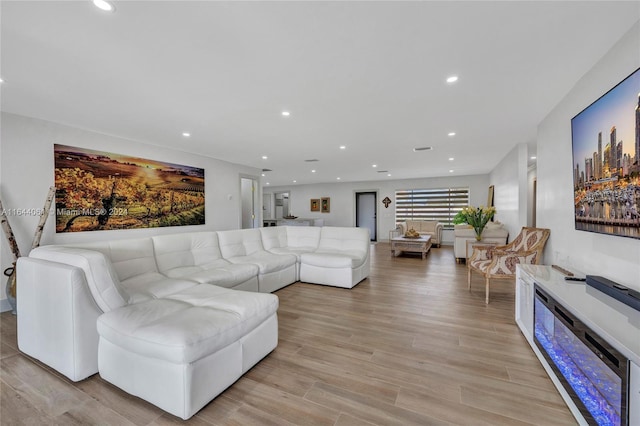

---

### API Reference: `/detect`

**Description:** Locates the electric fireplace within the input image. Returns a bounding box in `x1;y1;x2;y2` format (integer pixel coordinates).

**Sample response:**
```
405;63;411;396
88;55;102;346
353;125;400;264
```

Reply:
534;285;629;425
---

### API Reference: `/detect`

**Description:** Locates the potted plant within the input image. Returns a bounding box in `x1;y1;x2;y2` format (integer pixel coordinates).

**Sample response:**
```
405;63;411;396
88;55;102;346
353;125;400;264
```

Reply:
458;206;496;240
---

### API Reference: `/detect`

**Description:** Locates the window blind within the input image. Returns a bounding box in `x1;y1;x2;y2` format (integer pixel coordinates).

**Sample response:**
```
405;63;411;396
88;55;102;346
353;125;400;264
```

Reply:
395;187;469;229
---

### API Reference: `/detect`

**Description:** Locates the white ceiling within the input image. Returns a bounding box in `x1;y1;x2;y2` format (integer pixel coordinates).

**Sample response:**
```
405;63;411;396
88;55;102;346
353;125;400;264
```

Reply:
2;1;639;187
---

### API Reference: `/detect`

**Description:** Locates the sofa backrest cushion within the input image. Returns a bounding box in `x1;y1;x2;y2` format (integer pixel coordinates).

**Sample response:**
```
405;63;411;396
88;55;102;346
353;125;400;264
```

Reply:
419;221;435;233
217;229;264;258
317;227;369;257
285;226;321;249
29;246;128;312
407;220;437;233
259;227;287;250
73;238;158;282
152;232;222;275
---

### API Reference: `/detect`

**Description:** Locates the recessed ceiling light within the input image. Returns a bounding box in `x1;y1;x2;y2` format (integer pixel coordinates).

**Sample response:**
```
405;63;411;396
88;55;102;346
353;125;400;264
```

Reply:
282;111;290;116
266;182;270;185
387;174;391;177
448;132;456;137
449;170;454;173
261;173;265;177
93;0;115;12
311;170;316;173
372;164;377;168
262;155;268;160
293;180;297;183
339;146;346;150
0;78;4;83
446;75;458;83
182;132;191;137
531;156;537;160
449;157;454;161
336;177;341;180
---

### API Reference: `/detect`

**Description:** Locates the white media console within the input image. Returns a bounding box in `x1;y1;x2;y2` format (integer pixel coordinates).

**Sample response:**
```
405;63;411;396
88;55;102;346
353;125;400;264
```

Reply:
515;264;639;425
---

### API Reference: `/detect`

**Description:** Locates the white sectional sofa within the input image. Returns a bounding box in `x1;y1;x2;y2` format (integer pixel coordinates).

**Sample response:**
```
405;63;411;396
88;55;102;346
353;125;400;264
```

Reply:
16;226;369;420
300;226;370;288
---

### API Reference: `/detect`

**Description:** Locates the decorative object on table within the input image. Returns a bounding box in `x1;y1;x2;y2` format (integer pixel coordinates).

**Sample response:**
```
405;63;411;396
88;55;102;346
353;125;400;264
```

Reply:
321;197;330;213
458;205;496;240
382;196;392;208
283;215;298;219
468;227;550;304
54;144;205;232
551;264;574;276
1;186;56;314
404;228;420;238
310;199;320;212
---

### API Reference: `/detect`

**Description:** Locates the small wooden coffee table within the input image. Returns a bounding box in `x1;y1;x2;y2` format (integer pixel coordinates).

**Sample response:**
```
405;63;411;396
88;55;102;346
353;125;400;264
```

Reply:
391;235;432;259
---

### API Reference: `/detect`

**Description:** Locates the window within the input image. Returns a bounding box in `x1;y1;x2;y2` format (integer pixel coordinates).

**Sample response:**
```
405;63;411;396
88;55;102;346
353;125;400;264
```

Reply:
395;187;469;229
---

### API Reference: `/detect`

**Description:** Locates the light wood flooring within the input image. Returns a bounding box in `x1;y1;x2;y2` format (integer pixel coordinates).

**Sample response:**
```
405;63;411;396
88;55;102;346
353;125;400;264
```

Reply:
0;243;576;425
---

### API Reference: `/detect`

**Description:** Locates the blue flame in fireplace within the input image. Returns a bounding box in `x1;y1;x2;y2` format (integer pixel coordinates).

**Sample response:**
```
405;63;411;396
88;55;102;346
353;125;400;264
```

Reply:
534;298;622;426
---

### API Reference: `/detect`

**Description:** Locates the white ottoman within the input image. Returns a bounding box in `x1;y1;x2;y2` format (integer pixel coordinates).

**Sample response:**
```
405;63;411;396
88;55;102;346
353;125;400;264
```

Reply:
96;284;278;420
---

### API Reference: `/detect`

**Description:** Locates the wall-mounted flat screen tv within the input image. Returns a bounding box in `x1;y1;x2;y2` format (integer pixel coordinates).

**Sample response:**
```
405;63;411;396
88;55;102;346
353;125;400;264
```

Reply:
571;67;640;240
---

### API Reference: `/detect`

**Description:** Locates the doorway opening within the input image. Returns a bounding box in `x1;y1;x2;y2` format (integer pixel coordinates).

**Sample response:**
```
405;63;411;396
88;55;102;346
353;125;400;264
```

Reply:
274;191;290;219
240;177;259;229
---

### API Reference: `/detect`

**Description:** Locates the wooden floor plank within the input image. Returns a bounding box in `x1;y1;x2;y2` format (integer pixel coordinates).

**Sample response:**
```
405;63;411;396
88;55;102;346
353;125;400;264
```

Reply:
303;382;448;426
74;375;165;426
0;379;54;424
395;387;531;426
51;398;138;425
0;354;92;417
0;243;575;425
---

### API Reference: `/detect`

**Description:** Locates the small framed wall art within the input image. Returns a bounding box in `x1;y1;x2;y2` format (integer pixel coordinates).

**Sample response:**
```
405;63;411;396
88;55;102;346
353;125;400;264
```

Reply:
310;198;320;212
321;197;330;213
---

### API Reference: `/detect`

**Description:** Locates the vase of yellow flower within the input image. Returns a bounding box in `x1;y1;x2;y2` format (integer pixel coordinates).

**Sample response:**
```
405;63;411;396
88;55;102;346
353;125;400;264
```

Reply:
459;206;496;240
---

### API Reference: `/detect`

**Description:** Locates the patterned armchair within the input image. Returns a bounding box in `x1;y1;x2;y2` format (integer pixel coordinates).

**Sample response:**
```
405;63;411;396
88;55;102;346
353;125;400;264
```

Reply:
467;227;550;304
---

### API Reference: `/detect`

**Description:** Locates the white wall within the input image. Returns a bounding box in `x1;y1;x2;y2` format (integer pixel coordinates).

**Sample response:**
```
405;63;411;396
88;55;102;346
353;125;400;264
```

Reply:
267;174;490;244
489;143;529;239
0;113;261;310
537;22;640;291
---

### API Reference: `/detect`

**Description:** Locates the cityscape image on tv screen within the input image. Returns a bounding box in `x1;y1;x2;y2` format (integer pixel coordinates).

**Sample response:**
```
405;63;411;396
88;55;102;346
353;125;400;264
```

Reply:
571;67;640;240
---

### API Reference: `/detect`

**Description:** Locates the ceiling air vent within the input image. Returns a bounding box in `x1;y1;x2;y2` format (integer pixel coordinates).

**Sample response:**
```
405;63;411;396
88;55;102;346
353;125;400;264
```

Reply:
304;159;319;162
376;170;389;173
413;147;433;152
262;168;272;172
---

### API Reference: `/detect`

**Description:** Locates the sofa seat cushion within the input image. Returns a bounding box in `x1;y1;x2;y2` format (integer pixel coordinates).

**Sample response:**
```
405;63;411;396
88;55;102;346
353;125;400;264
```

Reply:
120;273;198;303
163;258;231;278
97;285;279;364
267;247;316;262
226;252;296;274
301;251;365;269
164;263;259;287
